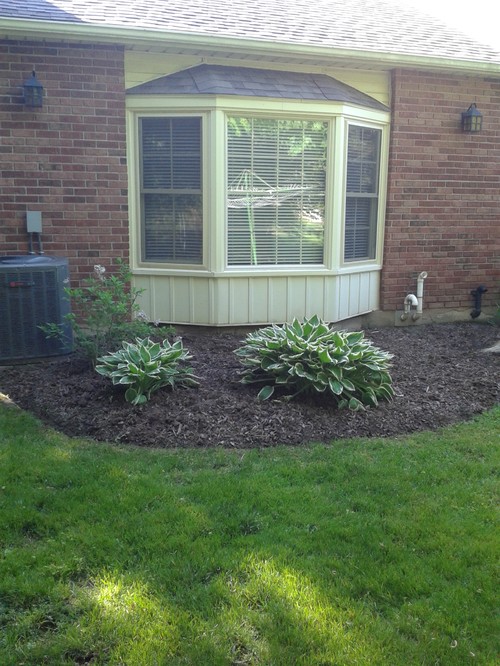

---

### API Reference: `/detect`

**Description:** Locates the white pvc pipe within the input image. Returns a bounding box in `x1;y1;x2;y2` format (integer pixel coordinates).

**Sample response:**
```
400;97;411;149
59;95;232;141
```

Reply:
400;293;418;320
401;272;428;321
416;271;428;314
404;294;418;312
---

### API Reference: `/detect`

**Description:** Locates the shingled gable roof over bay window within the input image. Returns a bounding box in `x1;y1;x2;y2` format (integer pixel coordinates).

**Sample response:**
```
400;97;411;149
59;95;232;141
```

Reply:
127;64;388;110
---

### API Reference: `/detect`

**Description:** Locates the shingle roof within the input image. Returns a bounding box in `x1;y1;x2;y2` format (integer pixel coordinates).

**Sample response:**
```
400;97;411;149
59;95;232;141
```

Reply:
1;0;499;64
127;64;389;109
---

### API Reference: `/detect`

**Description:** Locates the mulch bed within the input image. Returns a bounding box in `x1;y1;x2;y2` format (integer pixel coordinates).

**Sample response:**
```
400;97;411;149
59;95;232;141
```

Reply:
0;322;498;449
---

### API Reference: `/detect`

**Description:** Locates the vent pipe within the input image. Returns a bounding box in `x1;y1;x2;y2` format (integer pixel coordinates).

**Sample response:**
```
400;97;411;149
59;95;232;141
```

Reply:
470;285;487;319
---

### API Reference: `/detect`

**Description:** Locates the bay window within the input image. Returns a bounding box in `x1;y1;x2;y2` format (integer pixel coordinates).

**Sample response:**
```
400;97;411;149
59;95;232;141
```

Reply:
133;107;387;273
127;65;389;326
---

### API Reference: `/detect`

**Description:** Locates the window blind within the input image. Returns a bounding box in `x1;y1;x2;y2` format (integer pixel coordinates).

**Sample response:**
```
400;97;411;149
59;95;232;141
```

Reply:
344;125;381;262
140;117;203;264
227;117;327;267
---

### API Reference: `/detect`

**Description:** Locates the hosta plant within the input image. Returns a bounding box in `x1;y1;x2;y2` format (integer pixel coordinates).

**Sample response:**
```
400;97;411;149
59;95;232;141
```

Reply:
234;315;394;410
95;337;199;405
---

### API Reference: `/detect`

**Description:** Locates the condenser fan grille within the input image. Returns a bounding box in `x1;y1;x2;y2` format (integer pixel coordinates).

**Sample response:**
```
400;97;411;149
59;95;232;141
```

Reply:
0;256;72;362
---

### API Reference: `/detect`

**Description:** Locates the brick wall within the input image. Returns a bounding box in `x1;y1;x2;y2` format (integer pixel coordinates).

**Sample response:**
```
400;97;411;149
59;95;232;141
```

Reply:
382;69;500;313
0;40;128;284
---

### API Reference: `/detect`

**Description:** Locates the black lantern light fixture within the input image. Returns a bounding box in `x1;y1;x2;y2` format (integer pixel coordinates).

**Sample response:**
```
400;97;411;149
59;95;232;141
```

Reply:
461;103;483;132
22;70;44;108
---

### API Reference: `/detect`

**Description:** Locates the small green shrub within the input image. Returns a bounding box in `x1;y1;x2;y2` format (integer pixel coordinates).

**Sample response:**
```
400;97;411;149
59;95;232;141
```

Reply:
95;337;199;405
234;315;394;410
42;260;169;365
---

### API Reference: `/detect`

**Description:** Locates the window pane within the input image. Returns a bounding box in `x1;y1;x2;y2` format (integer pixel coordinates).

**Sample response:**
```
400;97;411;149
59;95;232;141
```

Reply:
142;118;172;189
344;198;377;261
171;118;202;189
346;126;380;194
227;117;327;267
344;125;381;262
143;194;202;263
140;117;202;264
346;161;379;194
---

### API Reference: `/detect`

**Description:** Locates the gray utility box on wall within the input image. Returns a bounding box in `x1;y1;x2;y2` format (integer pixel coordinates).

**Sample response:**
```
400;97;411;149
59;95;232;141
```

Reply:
0;255;73;362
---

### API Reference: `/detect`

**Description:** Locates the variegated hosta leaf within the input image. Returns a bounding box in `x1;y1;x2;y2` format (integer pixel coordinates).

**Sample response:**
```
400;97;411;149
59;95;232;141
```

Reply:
235;316;394;409
96;337;199;405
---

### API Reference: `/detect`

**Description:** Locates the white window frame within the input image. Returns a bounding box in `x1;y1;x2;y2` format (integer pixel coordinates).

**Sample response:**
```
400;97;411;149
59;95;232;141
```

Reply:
128;108;211;274
139;115;204;266
338;117;390;272
126;97;389;277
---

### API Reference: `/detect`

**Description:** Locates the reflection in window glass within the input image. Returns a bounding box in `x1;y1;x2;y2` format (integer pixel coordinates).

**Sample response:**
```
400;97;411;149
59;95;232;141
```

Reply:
140;117;203;264
227;117;328;267
344;125;381;262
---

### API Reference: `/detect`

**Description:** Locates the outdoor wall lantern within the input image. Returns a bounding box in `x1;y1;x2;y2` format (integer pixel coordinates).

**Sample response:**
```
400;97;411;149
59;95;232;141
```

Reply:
461;103;483;132
22;70;44;108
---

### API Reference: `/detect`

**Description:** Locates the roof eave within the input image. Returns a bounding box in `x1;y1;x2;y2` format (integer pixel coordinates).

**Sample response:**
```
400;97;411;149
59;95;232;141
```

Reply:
1;18;499;75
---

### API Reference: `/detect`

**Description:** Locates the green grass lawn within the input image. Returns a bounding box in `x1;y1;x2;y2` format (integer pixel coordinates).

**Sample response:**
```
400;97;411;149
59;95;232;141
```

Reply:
0;404;498;665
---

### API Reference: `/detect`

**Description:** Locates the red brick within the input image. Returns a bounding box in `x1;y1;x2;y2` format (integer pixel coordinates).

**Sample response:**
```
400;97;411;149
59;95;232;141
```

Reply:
383;69;500;311
0;40;128;285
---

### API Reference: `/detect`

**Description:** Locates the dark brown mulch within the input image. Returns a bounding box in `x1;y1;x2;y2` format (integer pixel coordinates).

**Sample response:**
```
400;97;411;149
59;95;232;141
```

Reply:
0;322;498;449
